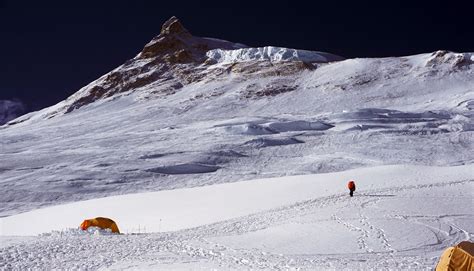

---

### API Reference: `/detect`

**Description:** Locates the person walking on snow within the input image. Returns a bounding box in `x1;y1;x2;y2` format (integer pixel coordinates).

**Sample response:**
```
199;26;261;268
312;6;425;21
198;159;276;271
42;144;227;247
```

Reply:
347;180;356;197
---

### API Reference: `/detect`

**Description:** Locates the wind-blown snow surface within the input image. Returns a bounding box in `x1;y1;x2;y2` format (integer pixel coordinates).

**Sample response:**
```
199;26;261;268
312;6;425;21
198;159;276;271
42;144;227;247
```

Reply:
0;99;26;125
1;165;473;269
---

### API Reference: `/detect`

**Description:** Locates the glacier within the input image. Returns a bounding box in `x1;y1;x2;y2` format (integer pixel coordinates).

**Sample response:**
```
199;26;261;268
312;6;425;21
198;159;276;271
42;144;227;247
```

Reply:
206;46;344;64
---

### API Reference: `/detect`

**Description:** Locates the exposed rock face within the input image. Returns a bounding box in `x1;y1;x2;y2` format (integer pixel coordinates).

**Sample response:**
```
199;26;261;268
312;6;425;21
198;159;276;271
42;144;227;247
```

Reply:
426;50;474;69
139;16;245;62
139;16;194;61
160;16;190;36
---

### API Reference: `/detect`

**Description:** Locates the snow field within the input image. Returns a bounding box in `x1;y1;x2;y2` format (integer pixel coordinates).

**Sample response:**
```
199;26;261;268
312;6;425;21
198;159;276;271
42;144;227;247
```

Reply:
1;165;472;269
1;164;472;236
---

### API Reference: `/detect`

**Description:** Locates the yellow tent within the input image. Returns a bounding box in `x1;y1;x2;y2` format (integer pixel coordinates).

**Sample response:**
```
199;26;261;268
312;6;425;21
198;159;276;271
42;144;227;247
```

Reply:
436;241;473;271
80;217;120;234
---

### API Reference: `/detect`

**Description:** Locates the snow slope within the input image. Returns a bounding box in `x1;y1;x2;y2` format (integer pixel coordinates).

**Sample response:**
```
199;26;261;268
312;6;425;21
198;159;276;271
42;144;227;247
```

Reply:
1;165;472;269
2;164;470;236
1;50;472;217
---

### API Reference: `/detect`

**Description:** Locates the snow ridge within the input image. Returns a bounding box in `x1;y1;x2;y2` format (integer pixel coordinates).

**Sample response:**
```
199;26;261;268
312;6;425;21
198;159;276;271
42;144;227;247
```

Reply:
206;46;343;64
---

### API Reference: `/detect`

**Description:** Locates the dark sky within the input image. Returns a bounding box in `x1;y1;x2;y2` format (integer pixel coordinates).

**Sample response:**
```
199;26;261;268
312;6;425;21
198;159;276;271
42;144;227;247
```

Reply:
1;0;473;111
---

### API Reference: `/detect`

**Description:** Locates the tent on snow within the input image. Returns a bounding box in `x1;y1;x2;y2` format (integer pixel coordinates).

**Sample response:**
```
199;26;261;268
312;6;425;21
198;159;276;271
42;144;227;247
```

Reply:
80;217;120;233
436;241;473;271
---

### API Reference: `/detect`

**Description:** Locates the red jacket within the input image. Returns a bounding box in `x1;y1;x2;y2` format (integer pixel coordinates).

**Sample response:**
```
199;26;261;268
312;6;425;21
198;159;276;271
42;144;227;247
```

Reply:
347;181;356;190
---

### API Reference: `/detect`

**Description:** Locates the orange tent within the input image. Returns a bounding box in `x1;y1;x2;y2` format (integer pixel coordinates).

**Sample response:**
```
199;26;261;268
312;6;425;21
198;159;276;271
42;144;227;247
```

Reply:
436;241;473;271
80;217;120;234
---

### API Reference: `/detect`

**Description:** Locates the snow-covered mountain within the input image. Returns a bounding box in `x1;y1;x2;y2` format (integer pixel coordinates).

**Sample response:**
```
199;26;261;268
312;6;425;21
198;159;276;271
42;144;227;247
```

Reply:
7;16;343;123
2;17;472;215
0;17;473;270
0;99;26;125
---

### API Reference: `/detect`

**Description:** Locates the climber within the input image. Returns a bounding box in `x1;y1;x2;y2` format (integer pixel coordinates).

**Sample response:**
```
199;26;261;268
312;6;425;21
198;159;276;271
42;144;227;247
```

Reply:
347;180;356;197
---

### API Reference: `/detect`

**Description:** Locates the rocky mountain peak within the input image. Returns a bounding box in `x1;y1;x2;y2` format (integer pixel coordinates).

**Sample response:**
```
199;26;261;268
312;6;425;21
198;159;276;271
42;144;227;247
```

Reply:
160;16;190;37
138;16;241;62
139;16;195;60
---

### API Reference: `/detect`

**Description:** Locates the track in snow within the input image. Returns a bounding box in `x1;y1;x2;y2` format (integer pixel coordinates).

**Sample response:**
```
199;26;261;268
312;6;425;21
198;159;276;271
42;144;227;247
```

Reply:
1;179;472;270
